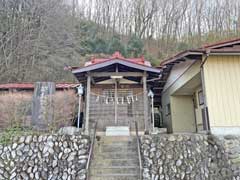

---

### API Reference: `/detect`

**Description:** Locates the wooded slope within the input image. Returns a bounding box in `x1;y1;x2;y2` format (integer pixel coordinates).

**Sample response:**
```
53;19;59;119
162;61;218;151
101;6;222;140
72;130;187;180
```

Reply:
0;0;240;82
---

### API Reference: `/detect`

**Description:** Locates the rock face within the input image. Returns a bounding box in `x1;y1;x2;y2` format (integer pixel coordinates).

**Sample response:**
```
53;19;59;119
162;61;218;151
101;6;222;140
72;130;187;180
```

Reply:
58;126;81;136
141;134;236;180
0;134;90;180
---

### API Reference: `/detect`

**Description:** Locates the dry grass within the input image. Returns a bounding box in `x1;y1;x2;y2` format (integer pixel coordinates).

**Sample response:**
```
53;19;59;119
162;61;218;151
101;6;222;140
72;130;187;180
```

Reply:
0;90;77;144
51;91;77;131
0;92;32;129
0;91;77;132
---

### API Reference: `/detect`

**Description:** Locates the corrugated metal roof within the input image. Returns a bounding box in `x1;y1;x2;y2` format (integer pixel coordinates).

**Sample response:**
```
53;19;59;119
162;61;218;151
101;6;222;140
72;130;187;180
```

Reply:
160;38;240;66
203;38;240;49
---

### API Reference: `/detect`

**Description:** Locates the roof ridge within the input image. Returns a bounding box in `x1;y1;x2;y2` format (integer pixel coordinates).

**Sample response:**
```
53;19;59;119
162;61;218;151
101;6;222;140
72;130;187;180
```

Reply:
203;37;240;48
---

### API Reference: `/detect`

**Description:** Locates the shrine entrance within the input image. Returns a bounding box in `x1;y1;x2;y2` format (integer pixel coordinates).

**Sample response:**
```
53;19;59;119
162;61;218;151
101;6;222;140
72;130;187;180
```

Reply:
89;82;145;131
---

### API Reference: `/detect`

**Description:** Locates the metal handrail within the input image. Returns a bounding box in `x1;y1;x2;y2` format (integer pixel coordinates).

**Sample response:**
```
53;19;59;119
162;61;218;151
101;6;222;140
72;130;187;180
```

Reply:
135;121;143;180
86;122;97;180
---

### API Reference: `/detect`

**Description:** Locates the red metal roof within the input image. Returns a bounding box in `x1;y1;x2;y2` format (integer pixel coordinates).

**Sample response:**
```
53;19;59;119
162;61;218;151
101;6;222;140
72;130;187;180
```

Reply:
0;83;34;89
0;83;79;90
87;51;147;66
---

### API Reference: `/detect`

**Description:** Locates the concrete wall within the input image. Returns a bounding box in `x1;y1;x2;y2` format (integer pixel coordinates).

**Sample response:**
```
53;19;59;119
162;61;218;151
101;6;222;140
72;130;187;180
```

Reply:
203;55;240;134
170;95;196;132
161;89;172;132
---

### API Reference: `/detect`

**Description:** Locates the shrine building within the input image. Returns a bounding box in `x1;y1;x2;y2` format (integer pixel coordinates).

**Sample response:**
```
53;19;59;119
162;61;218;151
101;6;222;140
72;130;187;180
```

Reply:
71;52;162;134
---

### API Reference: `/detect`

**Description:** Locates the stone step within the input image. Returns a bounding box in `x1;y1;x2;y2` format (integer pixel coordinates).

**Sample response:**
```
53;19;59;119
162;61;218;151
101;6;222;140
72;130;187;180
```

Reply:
94;152;138;159
92;156;139;164
96;144;137;149
90;177;138;180
91;158;139;167
92;158;139;163
99;146;137;153
89;135;139;180
90;166;139;175
90;174;139;180
97;136;136;143
94;146;137;152
106;126;130;136
98;141;137;145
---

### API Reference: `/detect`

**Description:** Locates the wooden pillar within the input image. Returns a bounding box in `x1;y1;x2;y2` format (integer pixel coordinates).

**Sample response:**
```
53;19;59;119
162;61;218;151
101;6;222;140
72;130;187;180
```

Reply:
114;79;118;124
85;75;91;135
114;64;118;125
143;71;149;132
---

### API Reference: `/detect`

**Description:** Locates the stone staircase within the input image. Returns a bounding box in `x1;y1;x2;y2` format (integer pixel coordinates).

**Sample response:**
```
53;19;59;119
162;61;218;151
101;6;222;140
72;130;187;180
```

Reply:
89;136;139;180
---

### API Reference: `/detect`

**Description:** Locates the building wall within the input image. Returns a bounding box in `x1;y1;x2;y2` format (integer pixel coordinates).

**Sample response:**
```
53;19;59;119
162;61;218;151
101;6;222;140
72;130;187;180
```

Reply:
203;55;240;134
170;95;196;132
162;61;201;133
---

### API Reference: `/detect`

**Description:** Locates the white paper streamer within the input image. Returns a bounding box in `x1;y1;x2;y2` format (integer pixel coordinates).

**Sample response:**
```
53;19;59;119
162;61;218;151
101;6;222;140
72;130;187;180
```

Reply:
96;96;100;102
92;92;143;105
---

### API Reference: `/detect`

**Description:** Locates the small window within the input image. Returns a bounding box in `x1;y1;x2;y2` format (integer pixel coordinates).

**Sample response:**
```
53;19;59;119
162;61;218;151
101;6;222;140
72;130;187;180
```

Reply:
166;103;171;116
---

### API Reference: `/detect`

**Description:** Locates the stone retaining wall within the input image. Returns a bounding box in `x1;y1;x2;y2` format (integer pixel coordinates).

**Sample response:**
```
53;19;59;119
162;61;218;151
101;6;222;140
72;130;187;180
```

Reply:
218;135;240;179
0;134;90;180
141;134;236;180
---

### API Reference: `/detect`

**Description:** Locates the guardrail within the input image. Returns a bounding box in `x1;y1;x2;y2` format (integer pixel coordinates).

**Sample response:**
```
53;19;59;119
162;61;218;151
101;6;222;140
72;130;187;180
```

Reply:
135;121;143;180
86;122;97;180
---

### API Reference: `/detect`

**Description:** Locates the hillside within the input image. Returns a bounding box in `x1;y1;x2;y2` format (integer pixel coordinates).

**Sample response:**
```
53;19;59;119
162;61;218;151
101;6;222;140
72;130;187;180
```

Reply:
0;0;240;83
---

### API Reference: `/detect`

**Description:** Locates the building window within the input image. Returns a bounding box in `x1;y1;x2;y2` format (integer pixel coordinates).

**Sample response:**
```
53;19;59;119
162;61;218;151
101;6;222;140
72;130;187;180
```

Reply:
166;103;171;116
198;90;204;105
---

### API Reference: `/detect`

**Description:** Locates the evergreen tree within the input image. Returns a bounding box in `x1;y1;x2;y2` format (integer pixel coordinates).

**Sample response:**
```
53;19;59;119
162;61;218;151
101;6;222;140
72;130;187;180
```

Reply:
107;36;126;56
127;36;144;57
90;38;108;54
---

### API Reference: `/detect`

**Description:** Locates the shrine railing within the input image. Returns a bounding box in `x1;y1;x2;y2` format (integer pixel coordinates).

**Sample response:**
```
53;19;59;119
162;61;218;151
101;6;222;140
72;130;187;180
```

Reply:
86;122;97;180
135;121;143;180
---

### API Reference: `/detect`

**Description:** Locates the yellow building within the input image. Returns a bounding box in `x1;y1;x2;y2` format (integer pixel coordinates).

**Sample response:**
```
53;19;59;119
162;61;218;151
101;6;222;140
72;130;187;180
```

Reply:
160;38;240;135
